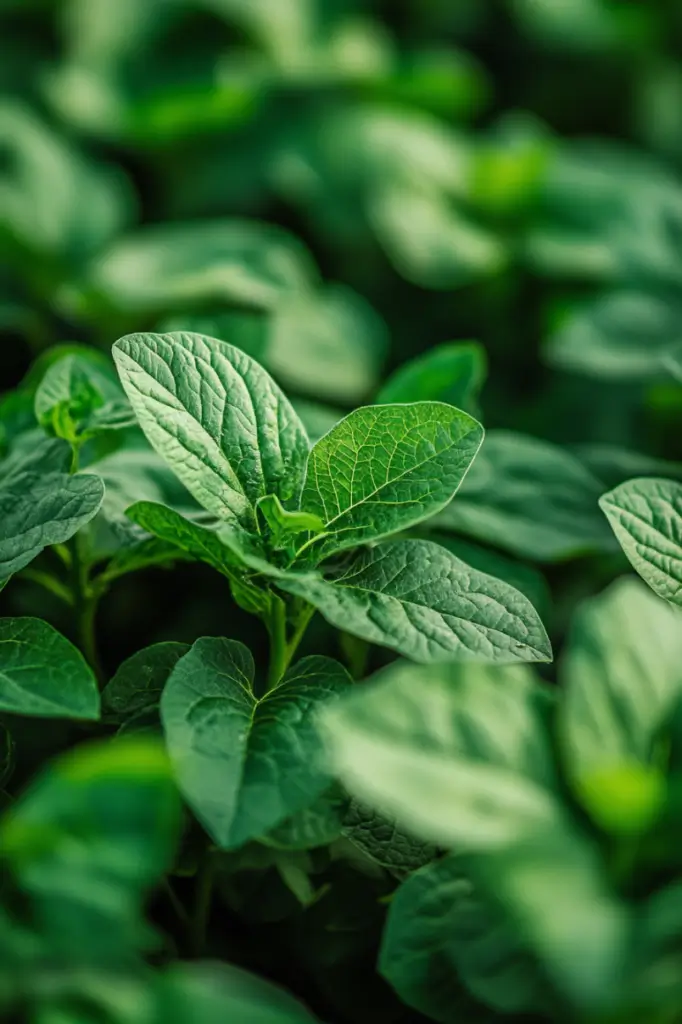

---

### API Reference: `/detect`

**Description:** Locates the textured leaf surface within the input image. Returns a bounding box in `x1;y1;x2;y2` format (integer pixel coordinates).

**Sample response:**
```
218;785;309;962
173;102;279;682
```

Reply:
299;403;483;560
113;332;310;527
437;430;616;561
161;641;351;848
342;801;436;878
281;540;552;664
377;342;487;415
0;618;100;719
600;477;682;605
380;854;545;1020
102;642;190;722
319;659;559;849
560;577;682;774
0;471;105;578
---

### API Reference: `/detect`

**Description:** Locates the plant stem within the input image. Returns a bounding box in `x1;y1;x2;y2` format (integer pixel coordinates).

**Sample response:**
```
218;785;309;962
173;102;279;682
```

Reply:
266;596;288;691
191;852;215;957
163;877;190;929
18;569;74;606
70;535;104;685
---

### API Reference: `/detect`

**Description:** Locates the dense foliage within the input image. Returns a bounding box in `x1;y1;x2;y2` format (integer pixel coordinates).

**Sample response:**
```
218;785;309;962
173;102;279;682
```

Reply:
3;1;682;1021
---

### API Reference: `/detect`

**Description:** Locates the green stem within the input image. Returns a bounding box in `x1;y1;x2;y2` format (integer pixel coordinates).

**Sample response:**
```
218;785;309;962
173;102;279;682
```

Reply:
19;569;74;606
266;596;288;691
70;535;104;685
191;853;215;957
163;877;190;929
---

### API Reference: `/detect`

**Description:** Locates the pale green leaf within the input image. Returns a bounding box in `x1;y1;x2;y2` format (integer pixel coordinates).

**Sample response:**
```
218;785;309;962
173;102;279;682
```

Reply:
437;430;616;561
0;471;105;578
280;540;552;664
546;291;682;380
0;618;100;720
377;342;487;415
86;220;317;314
319;658;559;850
560;576;682;776
113;332;309;528
600;477;682;605
299;403;483;561
380;854;546;1020
161;642;352;848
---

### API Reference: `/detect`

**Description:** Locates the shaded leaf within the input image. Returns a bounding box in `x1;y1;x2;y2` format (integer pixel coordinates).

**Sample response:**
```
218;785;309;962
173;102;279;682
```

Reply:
161;642;352;848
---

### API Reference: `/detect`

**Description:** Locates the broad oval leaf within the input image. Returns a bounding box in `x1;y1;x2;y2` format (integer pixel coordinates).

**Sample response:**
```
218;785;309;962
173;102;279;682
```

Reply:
161;641;352;849
318;658;559;850
281;539;552;664
102;642;191;723
437;430;617;562
380;854;546;1021
113;332;310;528
0;618;100;720
300;403;484;561
0;471;105;578
560;576;682;779
600;477;682;605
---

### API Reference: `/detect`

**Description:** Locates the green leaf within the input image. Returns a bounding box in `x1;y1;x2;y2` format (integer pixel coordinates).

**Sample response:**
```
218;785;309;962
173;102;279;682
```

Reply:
0;618;100;720
0;470;104;578
102;642;190;722
157;962;322;1024
0;736;180;964
126;502;270;617
429;534;550;615
161;642;352;849
380;854;546;1021
299;403;483;561
437;430;617;561
546;291;682;380
369;180;507;290
319;659;559;850
34;352;128;443
279;540;552;664
256;494;324;550
113;332;310;528
342;801;436;878
600;478;682;605
376;342;487;416
470;831;632;1014
266;284;388;404
559;577;682;831
0;722;14;788
85;220;317;315
265;793;346;851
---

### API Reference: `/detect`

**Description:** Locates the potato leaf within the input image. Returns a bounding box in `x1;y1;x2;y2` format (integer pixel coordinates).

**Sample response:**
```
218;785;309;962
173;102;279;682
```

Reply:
280;540;552;664
0;470;105;579
0;618;100;720
319;659;559;849
376;342;487;415
600;477;682;605
113;332;310;529
161;641;352;849
299;403;483;561
380;854;546;1020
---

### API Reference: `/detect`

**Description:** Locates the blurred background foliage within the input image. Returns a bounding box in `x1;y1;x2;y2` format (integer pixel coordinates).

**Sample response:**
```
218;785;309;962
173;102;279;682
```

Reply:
2;0;682;675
